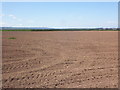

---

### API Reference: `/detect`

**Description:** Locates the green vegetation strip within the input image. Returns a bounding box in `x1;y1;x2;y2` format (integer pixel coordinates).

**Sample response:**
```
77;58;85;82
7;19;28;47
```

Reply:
8;37;16;39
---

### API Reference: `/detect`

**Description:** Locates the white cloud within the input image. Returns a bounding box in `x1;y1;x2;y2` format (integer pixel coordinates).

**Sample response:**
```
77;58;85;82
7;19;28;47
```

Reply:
9;14;17;19
8;14;14;17
8;14;24;22
3;14;36;27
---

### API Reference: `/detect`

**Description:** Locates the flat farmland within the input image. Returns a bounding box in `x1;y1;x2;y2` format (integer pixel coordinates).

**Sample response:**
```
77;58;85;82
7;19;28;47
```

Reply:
2;31;118;88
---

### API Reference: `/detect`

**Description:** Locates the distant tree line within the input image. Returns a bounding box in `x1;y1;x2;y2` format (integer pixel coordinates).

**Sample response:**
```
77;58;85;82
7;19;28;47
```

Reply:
1;28;120;31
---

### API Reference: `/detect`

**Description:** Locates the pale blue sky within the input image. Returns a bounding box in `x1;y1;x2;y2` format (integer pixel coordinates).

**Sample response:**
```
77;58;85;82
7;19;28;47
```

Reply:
1;2;118;28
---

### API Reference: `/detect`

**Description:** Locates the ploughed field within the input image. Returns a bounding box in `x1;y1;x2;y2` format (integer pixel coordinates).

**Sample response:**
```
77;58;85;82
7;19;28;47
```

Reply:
2;31;118;88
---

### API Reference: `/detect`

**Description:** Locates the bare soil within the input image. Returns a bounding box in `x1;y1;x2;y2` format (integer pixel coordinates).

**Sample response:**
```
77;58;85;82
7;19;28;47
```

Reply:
2;31;118;88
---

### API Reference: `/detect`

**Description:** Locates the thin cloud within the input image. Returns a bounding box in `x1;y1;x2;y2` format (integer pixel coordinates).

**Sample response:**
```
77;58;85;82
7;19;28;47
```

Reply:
4;14;36;27
0;22;6;27
0;14;5;17
8;14;23;21
19;24;23;26
18;19;22;21
9;14;17;19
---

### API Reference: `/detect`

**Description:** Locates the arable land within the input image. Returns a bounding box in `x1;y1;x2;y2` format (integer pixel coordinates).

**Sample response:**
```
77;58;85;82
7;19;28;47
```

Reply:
2;31;118;88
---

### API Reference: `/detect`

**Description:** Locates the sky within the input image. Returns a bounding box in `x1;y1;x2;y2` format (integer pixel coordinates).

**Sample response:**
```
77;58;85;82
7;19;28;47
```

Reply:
1;2;118;28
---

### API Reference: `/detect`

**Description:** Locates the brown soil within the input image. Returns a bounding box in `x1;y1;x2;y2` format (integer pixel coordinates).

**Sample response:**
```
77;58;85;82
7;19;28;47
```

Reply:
2;31;118;88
